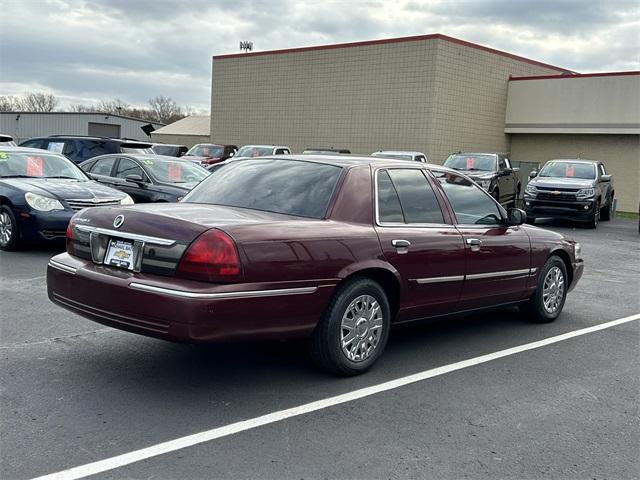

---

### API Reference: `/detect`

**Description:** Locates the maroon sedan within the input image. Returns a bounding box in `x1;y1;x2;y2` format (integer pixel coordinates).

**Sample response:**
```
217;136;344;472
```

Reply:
47;156;583;375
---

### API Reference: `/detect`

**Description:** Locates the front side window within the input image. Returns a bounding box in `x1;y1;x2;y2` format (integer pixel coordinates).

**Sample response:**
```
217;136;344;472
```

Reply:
183;159;342;219
498;157;507;170
433;171;503;225
115;158;144;180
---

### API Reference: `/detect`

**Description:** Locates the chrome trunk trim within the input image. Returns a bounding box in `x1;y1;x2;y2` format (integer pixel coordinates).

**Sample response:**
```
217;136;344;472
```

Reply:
76;226;176;246
48;259;77;274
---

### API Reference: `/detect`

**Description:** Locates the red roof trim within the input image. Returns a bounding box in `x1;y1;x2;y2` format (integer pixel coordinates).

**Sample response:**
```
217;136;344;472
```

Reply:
213;33;571;73
510;71;640;81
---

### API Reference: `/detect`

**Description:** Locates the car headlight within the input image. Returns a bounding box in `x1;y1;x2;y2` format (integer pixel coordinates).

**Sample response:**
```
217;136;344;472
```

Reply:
120;194;134;205
576;188;595;199
25;192;65;212
574;242;582;260
525;184;538;196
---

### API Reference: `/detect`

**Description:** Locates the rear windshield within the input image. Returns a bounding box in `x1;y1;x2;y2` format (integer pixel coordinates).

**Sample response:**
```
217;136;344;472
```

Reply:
443;154;497;171
236;146;273;157
539;161;596;179
187;145;223;157
139;157;209;183
183;159;342;218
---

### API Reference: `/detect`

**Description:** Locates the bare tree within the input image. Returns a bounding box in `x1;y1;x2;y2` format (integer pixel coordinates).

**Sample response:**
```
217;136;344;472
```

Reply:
148;95;185;124
1;92;58;112
20;92;58;112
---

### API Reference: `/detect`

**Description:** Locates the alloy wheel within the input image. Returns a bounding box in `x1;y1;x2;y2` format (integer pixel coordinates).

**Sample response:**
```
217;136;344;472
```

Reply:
542;266;565;314
340;295;384;362
0;211;13;246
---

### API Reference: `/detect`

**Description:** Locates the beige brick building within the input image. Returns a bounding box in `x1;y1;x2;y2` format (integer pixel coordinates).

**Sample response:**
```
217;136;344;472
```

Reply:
210;34;639;212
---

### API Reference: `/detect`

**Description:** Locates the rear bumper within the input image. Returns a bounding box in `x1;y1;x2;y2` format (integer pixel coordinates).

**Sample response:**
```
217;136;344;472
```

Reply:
524;197;596;221
47;253;335;343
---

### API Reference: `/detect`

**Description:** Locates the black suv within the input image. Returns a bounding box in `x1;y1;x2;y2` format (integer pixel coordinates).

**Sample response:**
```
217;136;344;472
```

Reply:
524;159;614;228
19;136;153;164
443;152;520;205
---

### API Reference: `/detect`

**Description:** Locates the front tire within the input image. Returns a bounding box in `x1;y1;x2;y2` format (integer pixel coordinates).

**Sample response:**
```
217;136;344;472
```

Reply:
521;256;568;323
0;206;19;251
600;195;613;221
309;277;391;376
585;200;600;228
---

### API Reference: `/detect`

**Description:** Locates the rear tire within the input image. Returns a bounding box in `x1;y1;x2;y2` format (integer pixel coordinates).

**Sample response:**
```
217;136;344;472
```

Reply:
521;256;568;323
309;277;391;376
600;196;613;221
0;206;19;251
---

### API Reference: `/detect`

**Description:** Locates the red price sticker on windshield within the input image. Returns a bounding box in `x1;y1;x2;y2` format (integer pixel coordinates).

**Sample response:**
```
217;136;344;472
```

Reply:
168;163;182;182
26;156;43;176
466;157;474;169
566;165;574;177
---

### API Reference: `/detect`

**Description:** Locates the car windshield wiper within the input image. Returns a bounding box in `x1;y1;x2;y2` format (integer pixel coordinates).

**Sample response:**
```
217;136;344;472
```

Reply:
46;176;80;179
0;174;31;178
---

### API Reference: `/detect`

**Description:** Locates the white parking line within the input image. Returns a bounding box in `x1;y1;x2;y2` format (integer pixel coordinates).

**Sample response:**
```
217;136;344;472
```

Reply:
32;313;640;480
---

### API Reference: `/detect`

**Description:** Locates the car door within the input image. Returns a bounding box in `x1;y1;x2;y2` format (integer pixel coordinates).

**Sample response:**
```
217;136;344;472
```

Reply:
597;163;611;201
432;170;531;310
373;167;466;321
112;157;153;203
86;157;118;185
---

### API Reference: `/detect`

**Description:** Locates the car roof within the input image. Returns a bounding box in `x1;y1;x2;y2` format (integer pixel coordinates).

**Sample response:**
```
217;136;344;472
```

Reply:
546;158;599;164
87;153;183;162
451;152;505;156
242;154;458;172
0;146;58;154
373;151;425;156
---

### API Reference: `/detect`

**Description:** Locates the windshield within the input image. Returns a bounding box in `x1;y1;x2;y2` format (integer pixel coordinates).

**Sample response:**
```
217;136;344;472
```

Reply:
187;145;223;157
235;146;273;158
183;159;342;218
443;154;497;171
539;161;596;179
0;150;88;180
139;157;210;184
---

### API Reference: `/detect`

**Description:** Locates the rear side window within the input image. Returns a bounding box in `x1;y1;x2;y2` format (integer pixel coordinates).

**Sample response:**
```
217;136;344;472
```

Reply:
183;159;342;219
387;169;444;224
20;139;45;149
76;140;112;161
433;171;502;225
90;157;117;176
377;170;404;223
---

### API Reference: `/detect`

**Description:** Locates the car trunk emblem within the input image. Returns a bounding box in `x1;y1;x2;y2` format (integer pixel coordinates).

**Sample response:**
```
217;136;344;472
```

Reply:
113;215;125;228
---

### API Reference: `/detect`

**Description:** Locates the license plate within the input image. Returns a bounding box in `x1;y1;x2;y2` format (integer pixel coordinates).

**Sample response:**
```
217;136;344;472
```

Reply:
104;239;136;270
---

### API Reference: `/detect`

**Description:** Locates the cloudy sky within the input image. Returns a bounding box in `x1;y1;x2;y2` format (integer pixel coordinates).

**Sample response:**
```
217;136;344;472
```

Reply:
1;0;638;111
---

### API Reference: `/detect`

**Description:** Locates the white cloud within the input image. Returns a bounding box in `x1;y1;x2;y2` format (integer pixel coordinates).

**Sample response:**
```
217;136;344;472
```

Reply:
0;0;638;110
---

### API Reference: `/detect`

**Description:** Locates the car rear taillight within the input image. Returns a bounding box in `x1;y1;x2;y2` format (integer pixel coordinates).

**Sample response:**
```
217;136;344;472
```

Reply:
176;229;242;283
65;222;75;255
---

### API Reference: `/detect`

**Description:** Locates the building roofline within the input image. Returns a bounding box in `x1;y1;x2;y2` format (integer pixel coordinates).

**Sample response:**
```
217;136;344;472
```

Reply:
509;70;640;81
0;111;164;125
213;33;572;73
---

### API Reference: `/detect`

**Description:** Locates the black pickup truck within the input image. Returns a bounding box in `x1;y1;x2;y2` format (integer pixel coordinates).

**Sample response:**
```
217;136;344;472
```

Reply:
443;152;521;206
523;159;614;228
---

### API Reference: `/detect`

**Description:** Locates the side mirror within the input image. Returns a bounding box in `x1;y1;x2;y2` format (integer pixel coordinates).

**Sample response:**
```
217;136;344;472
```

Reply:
529;170;538;179
228;152;234;157
507;208;526;226
125;174;144;185
502;168;513;176
601;174;611;182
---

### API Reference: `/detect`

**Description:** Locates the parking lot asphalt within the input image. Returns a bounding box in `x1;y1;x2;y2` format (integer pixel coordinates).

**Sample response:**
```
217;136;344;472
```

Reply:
1;218;639;480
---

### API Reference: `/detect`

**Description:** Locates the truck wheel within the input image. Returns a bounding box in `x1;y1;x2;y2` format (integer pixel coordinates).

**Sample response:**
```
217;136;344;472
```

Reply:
585;200;600;229
309;277;391;376
600;196;613;221
521;256;568;323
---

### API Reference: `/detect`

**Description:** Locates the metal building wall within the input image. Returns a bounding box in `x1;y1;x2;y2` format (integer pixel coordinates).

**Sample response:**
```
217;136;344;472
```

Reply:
0;113;163;143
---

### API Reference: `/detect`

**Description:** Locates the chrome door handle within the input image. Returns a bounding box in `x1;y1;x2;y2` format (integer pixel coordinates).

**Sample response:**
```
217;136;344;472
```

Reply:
391;239;411;248
466;238;482;246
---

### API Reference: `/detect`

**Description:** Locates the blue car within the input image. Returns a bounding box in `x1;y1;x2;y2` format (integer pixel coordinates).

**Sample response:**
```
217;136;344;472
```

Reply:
0;147;133;250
